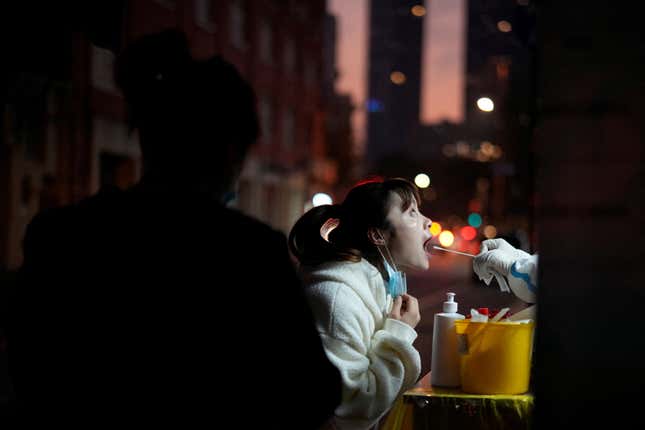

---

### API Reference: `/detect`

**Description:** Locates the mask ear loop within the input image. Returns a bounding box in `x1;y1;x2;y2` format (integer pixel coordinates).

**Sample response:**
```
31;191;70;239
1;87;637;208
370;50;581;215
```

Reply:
375;230;407;298
375;230;400;272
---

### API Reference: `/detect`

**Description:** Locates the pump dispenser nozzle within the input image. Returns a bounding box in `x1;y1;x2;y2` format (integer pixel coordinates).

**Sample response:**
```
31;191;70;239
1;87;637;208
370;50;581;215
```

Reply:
443;292;458;313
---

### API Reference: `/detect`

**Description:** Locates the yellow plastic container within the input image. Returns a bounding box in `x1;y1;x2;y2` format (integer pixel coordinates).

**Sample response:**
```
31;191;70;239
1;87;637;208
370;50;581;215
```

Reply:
454;320;535;394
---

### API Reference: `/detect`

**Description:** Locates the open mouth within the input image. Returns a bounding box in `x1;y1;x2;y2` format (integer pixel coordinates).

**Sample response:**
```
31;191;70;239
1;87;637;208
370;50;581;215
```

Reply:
423;238;433;254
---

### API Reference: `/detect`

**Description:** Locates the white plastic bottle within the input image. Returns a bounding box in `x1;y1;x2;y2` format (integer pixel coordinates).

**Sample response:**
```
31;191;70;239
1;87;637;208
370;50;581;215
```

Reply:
430;292;465;387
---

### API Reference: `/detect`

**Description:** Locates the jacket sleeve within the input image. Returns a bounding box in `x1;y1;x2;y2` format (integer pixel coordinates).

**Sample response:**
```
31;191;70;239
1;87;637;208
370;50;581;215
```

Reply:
509;254;538;304
308;285;421;430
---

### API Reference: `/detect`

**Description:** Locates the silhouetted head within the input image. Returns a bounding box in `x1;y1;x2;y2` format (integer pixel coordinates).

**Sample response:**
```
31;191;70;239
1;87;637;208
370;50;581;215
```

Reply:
114;29;259;196
289;178;432;274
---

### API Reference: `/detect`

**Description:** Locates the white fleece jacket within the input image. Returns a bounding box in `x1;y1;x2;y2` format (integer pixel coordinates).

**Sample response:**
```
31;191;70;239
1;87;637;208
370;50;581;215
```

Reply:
300;259;421;430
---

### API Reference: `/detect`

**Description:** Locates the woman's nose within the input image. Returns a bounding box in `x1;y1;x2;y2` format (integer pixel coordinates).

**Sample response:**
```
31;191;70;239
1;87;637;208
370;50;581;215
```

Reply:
425;216;432;230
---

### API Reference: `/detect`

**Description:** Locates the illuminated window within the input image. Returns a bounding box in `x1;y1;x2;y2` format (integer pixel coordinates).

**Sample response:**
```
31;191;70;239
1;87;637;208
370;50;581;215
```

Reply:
259;20;273;63
284;37;295;72
282;109;295;149
259;97;273;145
91;45;117;93
304;59;316;86
195;0;214;30
230;0;245;50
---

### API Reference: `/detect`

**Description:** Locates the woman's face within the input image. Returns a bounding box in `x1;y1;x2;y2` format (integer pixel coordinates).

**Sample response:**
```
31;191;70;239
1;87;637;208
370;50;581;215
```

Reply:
384;193;433;271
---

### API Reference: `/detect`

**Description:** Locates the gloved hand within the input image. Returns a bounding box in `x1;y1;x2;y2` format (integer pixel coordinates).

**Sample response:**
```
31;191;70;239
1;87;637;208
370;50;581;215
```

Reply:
478;238;531;260
473;248;516;279
473;239;530;293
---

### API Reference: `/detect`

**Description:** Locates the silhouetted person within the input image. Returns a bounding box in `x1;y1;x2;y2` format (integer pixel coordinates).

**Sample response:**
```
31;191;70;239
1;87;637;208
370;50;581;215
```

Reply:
8;30;340;428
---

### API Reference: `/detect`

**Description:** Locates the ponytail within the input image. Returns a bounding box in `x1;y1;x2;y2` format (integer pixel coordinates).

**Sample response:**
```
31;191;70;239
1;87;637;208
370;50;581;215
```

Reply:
288;204;361;267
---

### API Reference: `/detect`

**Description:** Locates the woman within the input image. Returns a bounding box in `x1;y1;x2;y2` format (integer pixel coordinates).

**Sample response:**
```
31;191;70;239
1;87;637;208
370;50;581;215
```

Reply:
288;178;433;430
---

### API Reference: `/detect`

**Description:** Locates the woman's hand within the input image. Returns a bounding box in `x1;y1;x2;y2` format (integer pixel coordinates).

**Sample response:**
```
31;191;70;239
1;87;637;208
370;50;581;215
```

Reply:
389;294;420;329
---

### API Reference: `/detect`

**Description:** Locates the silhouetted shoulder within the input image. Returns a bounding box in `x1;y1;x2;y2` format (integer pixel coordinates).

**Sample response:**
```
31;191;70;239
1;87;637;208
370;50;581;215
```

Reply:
220;206;287;241
22;186;124;254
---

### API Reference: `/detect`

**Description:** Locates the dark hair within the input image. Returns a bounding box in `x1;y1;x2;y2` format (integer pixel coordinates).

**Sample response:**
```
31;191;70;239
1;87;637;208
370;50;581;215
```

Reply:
114;29;259;176
288;178;421;271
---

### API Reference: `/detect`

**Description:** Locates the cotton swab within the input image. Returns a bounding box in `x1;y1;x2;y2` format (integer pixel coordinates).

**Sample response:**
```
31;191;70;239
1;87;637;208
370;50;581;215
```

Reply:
432;245;476;258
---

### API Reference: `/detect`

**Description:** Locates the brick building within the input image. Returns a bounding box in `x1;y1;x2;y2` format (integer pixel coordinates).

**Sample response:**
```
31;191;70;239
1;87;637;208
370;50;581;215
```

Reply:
2;0;343;270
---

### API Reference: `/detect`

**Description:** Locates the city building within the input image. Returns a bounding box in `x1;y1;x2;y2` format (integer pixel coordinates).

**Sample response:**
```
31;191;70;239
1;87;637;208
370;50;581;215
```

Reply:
463;0;536;228
1;0;338;270
366;0;426;172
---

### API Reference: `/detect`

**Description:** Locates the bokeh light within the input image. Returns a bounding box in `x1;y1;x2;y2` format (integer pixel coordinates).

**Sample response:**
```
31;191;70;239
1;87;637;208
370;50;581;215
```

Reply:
390;71;406;85
430;222;442;236
460;226;477;241
312;192;332;207
468;212;483;228
483;225;498;239
476;97;494;112
414;173;431;188
438;230;455;247
497;20;512;32
411;5;426;17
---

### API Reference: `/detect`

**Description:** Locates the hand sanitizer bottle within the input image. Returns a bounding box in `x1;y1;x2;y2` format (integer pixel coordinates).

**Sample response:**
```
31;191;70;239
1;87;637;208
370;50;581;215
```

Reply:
430;292;465;387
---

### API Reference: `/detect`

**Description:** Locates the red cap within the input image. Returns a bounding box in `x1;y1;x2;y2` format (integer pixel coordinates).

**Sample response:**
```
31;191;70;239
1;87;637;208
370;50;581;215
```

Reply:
477;307;489;316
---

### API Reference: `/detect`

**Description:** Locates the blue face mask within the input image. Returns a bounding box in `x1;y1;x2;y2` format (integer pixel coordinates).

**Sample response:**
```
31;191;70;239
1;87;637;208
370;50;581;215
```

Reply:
376;230;407;298
384;258;407;298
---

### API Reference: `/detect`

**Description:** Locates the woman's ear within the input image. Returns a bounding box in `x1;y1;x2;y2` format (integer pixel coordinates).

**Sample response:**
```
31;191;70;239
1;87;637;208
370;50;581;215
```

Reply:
367;228;386;246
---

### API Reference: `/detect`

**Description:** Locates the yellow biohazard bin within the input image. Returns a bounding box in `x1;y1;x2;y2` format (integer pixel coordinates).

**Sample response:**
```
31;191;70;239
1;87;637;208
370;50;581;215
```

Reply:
454;320;535;394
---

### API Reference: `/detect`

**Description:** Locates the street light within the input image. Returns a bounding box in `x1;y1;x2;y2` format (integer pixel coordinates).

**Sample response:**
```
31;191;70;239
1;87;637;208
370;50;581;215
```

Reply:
390;71;406;85
497;20;512;33
312;192;332;207
476;97;494;112
414;173;431;188
411;5;426;17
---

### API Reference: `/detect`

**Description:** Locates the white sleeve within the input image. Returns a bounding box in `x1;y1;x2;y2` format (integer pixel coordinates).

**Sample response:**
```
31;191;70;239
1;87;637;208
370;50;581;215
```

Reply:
508;254;538;304
310;286;421;430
